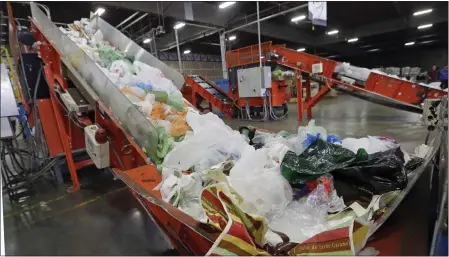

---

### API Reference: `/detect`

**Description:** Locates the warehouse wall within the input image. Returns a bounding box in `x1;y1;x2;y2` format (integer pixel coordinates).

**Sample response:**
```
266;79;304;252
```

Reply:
345;46;448;72
163;61;224;81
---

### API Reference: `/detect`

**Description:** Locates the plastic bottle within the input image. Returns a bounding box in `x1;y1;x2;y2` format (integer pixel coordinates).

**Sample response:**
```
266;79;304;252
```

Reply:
306;120;327;141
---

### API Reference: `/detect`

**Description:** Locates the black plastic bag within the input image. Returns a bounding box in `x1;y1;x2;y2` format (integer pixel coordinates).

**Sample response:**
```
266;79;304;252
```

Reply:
281;139;368;187
333;147;408;196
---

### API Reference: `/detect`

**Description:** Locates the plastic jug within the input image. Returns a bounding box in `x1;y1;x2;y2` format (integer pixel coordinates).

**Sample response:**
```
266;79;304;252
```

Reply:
306;120;327;141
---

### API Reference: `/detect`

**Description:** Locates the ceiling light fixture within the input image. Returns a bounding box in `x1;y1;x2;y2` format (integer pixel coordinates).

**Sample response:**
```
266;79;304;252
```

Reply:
173;22;186;30
291;15;306;22
347;38;358;43
219;2;236;9
405;41;415;46
228;35;236;41
418;24;433;29
297;48;306;52
421;40;436;44
94;8;105;16
143;38;151;43
183;50;191;54
327;30;339;35
413;9;432;16
367;48;380;52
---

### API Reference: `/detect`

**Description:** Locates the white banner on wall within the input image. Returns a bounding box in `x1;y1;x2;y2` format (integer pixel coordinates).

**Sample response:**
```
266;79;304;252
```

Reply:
308;1;327;27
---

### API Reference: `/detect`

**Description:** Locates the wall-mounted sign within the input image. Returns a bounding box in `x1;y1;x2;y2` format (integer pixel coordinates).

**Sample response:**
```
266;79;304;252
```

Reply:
308;1;327;27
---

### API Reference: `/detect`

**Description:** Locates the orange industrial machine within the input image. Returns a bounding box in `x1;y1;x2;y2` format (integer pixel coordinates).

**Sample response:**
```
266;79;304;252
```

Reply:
184;42;447;121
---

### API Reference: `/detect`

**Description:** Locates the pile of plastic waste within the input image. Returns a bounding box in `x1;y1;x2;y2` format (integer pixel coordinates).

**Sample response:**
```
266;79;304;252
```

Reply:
62;18;428;255
61;18;188;164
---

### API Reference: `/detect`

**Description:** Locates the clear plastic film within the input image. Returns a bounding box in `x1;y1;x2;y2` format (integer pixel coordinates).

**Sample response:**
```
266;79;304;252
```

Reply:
269;184;330;244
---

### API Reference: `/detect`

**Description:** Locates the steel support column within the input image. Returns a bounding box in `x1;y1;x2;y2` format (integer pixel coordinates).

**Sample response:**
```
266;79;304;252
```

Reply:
219;31;228;79
174;29;183;73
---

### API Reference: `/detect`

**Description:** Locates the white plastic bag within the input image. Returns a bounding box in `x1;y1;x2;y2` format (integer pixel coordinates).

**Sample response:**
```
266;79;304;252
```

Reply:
134;100;153;117
120;73;141;87
269;184;330;243
194;149;228;173
229;148;293;219
110;60;134;77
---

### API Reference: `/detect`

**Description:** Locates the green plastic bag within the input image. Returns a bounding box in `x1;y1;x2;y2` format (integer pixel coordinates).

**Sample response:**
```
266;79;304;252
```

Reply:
281;139;368;187
147;91;168;102
98;44;126;69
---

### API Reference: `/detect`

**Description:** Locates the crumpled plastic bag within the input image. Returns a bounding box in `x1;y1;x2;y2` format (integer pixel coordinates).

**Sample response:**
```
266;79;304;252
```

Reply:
281;139;368;187
158;172;206;222
134;61;179;95
201;160;235;187
98;44;126;68
170;116;189;137
228;147;293;219
269;184;330;243
162;109;250;172
333;147;408;196
110;59;134;77
342;136;410;164
150;102;166;120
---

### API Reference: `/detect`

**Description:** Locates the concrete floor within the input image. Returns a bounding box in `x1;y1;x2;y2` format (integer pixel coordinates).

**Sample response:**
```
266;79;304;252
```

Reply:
2;94;431;255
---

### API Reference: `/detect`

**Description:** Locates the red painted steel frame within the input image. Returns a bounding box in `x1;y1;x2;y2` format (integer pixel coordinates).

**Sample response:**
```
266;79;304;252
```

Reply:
30;18;96;192
227;42;447;121
184;75;234;119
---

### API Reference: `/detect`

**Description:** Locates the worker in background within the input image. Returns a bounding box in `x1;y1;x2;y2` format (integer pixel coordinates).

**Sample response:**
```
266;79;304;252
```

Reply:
439;65;448;90
428;65;439;83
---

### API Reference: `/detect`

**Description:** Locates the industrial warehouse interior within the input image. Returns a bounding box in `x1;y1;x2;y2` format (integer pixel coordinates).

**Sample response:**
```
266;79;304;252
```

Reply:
0;1;448;256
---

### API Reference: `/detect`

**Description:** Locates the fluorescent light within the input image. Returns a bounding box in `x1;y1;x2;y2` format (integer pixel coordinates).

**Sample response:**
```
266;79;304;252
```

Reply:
143;38;151;43
367;48;380;52
94;8;105;16
228;35;236;41
183;50;191;54
418;24;433;29
327;30;339;35
219;2;236;9
327;55;340;59
291;15;306;22
347;38;358;43
405;41;415;46
297;48;306;52
421;40;436;44
173;22;185;30
413;9;432;16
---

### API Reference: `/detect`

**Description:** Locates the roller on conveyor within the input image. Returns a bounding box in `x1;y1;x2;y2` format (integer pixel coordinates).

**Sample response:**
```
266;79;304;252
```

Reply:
183;75;235;118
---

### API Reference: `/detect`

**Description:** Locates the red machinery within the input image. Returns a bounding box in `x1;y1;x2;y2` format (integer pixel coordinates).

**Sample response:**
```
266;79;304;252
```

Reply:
8;2;446;256
9;3;216;255
184;41;447;121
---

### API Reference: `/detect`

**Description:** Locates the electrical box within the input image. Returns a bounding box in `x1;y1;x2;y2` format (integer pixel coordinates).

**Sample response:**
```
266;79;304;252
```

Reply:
237;66;272;98
84;125;110;169
312;63;323;74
